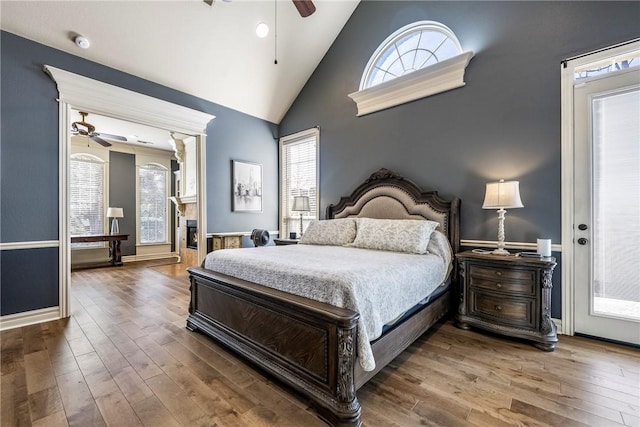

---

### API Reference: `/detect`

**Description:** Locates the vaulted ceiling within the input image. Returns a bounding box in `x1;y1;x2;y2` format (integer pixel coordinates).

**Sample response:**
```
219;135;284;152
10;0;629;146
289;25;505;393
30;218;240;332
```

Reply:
0;0;359;124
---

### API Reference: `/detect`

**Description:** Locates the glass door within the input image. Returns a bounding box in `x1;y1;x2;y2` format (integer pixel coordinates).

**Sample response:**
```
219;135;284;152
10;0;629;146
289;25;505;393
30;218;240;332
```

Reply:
574;65;640;344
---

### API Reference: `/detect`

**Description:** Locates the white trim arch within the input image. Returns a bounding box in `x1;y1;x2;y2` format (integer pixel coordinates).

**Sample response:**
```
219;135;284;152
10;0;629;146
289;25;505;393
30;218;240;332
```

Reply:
45;65;215;319
349;21;474;116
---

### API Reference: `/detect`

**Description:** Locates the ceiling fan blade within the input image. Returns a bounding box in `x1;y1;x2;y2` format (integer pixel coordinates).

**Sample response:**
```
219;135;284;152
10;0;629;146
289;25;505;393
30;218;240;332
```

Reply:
203;0;214;5
91;135;112;147
97;132;127;142
292;0;315;17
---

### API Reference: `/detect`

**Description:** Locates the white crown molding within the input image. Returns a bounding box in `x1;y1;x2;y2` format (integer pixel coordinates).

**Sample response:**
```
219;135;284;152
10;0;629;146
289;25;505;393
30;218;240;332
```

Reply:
44;65;215;135
348;51;474;117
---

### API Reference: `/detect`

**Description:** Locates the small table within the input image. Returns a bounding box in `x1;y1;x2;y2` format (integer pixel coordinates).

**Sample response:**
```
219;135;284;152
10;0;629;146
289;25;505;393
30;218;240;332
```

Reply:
274;238;299;246
455;250;557;351
71;234;129;266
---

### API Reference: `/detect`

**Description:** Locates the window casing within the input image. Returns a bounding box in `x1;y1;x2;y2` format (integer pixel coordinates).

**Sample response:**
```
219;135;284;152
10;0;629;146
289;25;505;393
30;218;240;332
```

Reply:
280;129;319;238
349;20;473;117
361;21;463;90
70;153;106;247
139;163;169;244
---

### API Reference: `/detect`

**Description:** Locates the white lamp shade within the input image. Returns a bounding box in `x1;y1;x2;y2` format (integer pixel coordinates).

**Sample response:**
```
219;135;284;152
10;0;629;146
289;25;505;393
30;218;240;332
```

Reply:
482;180;524;209
292;196;310;212
107;207;124;218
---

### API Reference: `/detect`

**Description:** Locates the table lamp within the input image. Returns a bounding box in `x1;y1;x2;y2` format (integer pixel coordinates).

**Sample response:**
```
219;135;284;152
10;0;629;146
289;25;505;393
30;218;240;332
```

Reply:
107;207;124;234
482;179;523;255
292;196;310;238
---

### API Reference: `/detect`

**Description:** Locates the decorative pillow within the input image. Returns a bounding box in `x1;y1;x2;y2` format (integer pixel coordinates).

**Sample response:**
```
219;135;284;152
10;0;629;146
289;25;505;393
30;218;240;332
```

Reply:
299;218;357;246
350;218;439;254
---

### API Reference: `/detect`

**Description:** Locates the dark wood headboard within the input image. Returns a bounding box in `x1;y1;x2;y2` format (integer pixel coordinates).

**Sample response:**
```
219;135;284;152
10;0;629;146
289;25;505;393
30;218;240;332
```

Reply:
326;168;461;256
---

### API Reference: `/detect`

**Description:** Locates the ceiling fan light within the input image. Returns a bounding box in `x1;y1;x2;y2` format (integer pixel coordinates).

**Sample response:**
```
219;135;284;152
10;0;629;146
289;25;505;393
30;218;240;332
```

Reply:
256;22;269;38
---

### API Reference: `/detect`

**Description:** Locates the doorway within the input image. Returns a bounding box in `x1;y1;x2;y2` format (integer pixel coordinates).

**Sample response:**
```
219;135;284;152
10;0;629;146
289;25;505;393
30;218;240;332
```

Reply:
561;42;640;345
45;65;214;319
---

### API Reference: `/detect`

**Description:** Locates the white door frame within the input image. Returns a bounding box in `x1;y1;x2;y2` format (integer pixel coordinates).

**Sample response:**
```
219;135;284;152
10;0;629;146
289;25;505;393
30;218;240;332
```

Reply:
560;40;640;336
45;65;215;318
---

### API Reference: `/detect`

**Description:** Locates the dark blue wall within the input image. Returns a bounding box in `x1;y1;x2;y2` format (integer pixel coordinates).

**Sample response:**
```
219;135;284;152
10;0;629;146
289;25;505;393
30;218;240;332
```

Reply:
0;31;278;315
279;1;640;319
109;151;136;256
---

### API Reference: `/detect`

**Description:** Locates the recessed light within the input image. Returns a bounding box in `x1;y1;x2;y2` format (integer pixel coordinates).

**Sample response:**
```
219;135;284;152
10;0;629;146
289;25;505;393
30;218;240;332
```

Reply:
256;22;269;38
74;35;90;49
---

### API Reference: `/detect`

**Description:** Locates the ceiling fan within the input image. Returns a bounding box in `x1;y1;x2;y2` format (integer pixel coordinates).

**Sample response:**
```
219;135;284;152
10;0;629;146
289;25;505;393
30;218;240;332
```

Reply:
71;112;156;146
71;112;126;147
203;0;316;18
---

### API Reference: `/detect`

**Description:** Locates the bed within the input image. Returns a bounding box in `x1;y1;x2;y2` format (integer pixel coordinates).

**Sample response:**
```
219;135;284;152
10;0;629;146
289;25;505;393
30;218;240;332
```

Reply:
186;168;460;426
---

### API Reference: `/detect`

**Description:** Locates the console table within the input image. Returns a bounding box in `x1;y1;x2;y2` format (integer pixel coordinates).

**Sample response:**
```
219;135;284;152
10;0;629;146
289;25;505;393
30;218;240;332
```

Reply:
71;234;129;267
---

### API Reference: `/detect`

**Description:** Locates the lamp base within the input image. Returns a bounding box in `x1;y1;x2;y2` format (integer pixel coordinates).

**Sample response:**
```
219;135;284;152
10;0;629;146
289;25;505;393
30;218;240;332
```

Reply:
110;218;119;234
491;248;510;255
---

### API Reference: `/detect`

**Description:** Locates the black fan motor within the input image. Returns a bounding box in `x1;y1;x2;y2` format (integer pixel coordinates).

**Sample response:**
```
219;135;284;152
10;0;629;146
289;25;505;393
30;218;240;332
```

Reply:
251;229;270;247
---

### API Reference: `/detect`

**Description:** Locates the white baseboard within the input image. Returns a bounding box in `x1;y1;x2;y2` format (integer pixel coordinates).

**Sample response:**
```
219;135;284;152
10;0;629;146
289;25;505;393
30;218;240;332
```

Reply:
0;306;61;331
553;317;563;335
122;252;179;263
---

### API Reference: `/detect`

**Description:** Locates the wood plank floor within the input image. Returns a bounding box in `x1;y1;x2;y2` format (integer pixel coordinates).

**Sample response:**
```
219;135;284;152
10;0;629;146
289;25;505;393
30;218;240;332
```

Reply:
2;261;638;427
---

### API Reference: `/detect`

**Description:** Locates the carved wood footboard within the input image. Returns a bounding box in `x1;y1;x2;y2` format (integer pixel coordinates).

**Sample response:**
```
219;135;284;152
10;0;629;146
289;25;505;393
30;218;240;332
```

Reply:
186;266;363;426
185;168;460;426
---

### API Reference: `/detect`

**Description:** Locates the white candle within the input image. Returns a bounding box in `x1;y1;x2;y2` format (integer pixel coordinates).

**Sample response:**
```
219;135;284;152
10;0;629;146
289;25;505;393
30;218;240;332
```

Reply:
537;238;552;257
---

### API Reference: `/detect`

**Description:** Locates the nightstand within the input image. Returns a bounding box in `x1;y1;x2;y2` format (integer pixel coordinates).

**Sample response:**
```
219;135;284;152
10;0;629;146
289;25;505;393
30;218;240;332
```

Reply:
274;238;299;246
455;250;557;351
209;233;243;251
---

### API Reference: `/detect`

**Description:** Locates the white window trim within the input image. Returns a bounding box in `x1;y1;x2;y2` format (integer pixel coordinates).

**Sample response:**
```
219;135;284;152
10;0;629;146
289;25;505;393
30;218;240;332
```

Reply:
279;128;320;238
349;51;473;117
69;145;110;251
349;20;473;117
560;39;640;336
45;65;214;320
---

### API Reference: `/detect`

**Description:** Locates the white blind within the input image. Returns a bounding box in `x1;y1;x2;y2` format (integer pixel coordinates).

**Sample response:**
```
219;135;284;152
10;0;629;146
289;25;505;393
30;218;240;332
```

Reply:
139;163;168;244
70;153;105;247
280;129;318;237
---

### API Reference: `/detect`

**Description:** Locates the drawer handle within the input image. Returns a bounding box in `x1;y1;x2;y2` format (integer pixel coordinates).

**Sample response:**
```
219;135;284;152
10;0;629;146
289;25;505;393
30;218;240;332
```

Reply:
495;305;502;311
496;283;502;289
495;271;502;277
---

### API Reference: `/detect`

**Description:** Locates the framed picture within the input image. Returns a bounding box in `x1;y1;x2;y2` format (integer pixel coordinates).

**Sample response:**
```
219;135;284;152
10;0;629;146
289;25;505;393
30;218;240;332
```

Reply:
232;160;263;212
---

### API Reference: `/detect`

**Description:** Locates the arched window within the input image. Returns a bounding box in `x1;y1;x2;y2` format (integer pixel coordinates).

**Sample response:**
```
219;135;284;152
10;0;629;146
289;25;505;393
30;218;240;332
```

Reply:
349;21;473;116
139;162;168;244
70;153;106;246
361;21;462;90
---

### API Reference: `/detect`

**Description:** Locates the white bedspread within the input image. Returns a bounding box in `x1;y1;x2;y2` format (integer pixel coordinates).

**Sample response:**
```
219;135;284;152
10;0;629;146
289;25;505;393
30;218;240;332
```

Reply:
203;236;451;371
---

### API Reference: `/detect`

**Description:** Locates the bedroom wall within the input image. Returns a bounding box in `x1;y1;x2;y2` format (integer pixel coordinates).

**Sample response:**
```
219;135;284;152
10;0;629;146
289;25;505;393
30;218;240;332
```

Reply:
279;1;640;319
109;151;137;257
0;31;278;317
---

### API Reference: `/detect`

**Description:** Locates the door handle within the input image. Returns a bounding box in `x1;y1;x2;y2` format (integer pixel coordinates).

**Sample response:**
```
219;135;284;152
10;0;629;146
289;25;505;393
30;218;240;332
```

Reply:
578;237;588;245
578;224;588;231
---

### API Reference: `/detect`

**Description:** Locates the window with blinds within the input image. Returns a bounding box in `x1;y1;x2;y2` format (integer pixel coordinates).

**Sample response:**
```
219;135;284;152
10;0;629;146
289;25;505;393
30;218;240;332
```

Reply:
139;163;168;244
280;128;319;238
70;153;106;248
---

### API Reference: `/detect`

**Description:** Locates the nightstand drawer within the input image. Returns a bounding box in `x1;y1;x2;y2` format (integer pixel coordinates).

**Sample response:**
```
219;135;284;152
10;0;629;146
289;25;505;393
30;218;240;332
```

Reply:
469;276;535;296
470;291;535;329
469;265;535;296
469;265;535;283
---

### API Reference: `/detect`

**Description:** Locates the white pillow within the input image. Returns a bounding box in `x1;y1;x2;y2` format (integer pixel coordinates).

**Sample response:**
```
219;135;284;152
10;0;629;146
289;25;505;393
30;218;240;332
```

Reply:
299;218;357;246
350;218;439;254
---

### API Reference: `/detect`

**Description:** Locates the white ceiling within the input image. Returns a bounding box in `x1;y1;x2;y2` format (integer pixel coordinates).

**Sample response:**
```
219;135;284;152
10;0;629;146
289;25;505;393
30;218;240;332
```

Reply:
0;0;359;125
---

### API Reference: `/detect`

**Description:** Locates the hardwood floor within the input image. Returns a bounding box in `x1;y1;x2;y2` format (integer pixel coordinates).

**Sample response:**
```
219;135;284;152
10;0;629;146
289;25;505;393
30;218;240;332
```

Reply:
2;261;638;427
